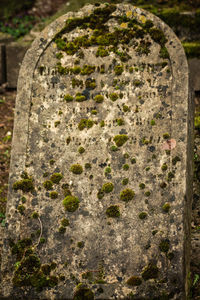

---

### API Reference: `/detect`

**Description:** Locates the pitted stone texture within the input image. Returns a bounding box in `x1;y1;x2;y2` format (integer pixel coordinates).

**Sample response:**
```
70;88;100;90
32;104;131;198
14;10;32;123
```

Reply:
1;3;193;299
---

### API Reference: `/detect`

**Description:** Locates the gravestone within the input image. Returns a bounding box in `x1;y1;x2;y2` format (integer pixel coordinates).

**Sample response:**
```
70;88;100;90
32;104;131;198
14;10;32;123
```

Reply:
1;3;193;299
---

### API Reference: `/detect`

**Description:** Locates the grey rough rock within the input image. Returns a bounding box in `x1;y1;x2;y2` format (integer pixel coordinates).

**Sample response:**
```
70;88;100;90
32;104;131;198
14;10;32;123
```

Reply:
1;3;193;299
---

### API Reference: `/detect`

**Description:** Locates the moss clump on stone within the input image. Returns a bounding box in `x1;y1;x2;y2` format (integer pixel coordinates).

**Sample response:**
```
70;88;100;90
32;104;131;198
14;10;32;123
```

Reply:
54;121;60;127
59;226;66;234
63;195;80;212
31;212;39;219
150;119;156;126
172;156;181;165
109;93;119;101
91;110;97;115
145;191;151;197
96;46;109;57
139;212;147;220
105;167;111;175
123;105;130;112
162;203;171;213
64;94;73;102
61;218;69;227
100;120;105;127
160;182;167;189
167;171;175;182
85;163;91;169
106;205;120;218
161;163;168;171
85;78;96;90
139;183;145;189
114;65;124;75
117;118;124;126
113;134;128;147
94;95;104;103
110;145;118;152
13;173;34;193
43;180;53;190
122;178;129;185
120;189;135;202
17;205;25;214
78;119;94;130
133;80;142;87
75;93;86;102
81;65;96;75
149;27;167;46
77;241;85;248
159;239;170;253
78;147;85;154
56;52;63;60
97;190;104;199
126;276;142;286
74;284;94;300
141;263;159;281
123;164;129;171
70;164;83;174
56;62;67;75
163;132;170;139
50;191;58;199
50;173;63;184
102;182;114;193
70;66;81;74
49;159;55;166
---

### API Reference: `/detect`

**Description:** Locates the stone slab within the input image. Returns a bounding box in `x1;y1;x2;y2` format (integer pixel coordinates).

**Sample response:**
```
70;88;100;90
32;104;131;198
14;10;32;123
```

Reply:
1;3;193;299
6;44;28;88
189;58;200;92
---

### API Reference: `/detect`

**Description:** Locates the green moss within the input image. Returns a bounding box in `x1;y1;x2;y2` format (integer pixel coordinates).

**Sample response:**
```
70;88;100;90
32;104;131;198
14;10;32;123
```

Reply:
70;66;81;74
136;40;151;55
139;212;147;219
114;65;124;75
49;159;55;166
150;119;156;126
109;93;119;101
85;78;96;90
123;164;129;171
56;62;67;75
78;147;85;154
66;137;71;145
110;145;118;152
56;52;63;60
131;158;136;164
91;110;97;115
72;78;83;88
161;163;168;171
123;153;129;159
63;189;72;197
85;163;91;169
160;46;169;59
162;203;171;213
31;211;39;219
126;276;142;286
172;156;181;165
75;93;86;102
43;180;53;190
39;237;46;244
145;191;151;197
120;188;135;202
96;46;109;57
105;167;111;175
100;120;105;127
102;182;114;193
82;271;93;281
74;284;94;300
17;205;25;214
139;183;145;189
77;241;84;249
81;65;95;75
159;239;170;253
55;38;66;50
122;178;129;185
59;226;66;233
61;218;69;227
113;134;128;147
123;105;130;112
163;132;170;139
70;164;83;174
141;137;150;145
54;121;60;127
117;118;124;126
94;95;104;103
97;189;104;199
133;79;142;87
50;191;58;199
64;94;73;102
106;205;120;218
145;166;150;171
78;119;94;130
149;27;167;46
50;173;63;184
13;174;34;193
63;195;79;212
167;171;175;181
141;263;159;280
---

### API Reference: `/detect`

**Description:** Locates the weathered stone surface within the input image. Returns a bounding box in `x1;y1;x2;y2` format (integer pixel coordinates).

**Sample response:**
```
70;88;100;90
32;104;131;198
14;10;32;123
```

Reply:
1;3;193;299
189;58;200;92
6;44;28;88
